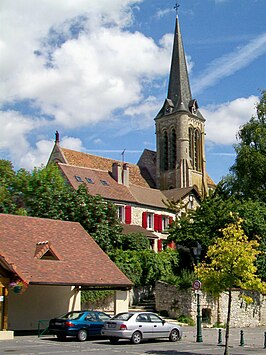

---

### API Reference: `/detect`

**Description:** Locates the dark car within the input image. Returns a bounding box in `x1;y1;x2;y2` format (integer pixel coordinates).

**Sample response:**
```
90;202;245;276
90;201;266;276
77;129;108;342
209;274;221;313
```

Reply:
48;310;111;341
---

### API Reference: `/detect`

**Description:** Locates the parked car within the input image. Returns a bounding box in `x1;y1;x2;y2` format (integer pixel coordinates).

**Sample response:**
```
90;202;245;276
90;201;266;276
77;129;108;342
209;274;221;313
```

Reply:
48;310;111;341
101;311;182;344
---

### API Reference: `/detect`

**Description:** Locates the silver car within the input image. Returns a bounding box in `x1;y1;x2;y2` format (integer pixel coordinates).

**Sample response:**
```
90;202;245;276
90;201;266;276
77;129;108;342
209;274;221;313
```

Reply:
101;311;182;344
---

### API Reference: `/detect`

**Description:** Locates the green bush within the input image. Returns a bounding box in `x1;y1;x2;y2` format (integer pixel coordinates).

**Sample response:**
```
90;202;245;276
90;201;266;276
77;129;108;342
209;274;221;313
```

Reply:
177;314;195;326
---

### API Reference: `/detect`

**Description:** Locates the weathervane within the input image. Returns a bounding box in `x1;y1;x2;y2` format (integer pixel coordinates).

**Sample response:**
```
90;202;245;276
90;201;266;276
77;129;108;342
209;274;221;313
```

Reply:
174;2;180;16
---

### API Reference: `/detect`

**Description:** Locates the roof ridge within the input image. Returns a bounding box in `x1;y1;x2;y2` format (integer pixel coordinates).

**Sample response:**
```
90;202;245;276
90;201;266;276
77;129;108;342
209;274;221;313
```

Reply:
61;147;138;166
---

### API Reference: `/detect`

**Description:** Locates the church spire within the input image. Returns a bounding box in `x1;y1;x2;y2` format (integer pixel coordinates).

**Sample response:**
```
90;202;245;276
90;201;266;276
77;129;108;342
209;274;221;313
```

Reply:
167;16;192;112
156;16;199;118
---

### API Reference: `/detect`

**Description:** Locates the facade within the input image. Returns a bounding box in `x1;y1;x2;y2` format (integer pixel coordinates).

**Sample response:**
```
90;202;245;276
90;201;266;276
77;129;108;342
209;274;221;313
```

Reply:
47;16;215;249
0;214;132;338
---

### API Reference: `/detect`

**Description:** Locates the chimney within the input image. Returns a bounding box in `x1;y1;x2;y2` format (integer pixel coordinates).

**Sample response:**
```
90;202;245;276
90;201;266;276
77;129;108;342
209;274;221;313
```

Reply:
122;163;129;187
112;162;122;184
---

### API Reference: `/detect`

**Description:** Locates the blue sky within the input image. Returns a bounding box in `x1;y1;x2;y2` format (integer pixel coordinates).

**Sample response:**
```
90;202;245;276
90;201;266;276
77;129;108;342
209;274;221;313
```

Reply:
0;0;265;183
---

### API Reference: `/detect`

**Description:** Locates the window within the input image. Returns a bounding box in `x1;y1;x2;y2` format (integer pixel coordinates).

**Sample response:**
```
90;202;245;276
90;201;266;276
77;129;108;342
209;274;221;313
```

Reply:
117;205;125;222
147;213;154;230
100;179;109;186
162;216;169;231
160;130;169;172
149;313;163;323
189;127;202;172
75;175;83;182
170;128;176;170
117;205;131;224
85;177;94;184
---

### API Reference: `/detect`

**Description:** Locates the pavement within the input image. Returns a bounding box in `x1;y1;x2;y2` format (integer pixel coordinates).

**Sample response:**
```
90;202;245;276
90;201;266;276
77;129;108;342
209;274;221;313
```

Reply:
0;326;266;354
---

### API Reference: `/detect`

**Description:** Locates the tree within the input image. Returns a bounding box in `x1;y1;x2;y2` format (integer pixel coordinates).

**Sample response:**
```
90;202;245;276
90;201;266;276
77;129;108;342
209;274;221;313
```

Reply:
117;232;150;251
72;184;123;252
196;219;265;355
167;188;266;279
224;91;266;202
0;161;123;252
110;249;180;286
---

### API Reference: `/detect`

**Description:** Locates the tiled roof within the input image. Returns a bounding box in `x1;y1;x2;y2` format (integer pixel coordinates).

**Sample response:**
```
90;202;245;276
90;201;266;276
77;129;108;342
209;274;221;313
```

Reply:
122;224;158;239
0;214;132;288
206;173;216;187
129;185;167;209
61;148;151;188
58;163;137;203
162;186;201;202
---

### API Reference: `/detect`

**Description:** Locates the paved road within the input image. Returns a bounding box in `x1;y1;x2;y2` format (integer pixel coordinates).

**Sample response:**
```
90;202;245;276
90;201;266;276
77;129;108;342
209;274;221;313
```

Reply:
1;326;266;354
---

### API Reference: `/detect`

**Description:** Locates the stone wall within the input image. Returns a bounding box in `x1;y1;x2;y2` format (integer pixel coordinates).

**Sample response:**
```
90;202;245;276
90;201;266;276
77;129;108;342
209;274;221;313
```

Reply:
155;281;266;327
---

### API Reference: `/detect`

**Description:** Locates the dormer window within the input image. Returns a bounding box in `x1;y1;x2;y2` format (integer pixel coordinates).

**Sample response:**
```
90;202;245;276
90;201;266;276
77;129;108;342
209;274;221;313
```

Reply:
85;177;94;184
100;180;109;186
189;99;199;115
75;175;83;182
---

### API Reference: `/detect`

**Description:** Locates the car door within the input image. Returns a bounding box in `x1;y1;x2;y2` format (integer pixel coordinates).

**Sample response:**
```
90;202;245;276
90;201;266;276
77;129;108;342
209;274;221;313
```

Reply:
84;311;102;336
148;313;169;339
135;313;154;339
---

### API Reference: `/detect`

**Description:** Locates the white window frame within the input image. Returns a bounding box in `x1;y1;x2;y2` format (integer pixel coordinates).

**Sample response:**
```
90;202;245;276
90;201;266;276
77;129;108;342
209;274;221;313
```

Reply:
117;205;125;223
162;215;169;231
147;213;154;230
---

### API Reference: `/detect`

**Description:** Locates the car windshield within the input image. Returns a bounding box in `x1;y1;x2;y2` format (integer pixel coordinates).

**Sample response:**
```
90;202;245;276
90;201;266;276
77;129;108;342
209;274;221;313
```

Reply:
112;313;134;321
58;311;84;320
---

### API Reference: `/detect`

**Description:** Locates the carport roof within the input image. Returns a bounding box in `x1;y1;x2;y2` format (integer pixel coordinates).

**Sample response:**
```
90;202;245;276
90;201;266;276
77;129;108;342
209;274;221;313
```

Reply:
0;214;132;289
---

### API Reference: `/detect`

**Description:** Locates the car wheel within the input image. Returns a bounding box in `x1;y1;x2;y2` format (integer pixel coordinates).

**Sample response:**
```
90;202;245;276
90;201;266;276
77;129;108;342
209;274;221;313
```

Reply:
131;331;142;344
56;334;66;341
169;329;180;342
77;329;88;342
109;337;119;344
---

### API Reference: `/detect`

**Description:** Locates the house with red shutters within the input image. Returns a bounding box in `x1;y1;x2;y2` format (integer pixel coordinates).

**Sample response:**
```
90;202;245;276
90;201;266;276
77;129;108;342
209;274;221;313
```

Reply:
48;142;203;252
47;15;215;251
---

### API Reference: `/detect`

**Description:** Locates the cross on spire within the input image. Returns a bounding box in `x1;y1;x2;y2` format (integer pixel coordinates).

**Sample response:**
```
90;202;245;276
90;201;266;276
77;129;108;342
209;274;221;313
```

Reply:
174;2;180;16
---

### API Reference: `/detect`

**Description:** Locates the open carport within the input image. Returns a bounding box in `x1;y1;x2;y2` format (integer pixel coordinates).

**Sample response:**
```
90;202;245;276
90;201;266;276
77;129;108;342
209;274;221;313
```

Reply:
0;214;132;340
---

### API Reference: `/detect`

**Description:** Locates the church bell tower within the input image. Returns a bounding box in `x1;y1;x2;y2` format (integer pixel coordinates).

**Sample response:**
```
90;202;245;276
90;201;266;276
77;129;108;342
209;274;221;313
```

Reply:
155;16;208;196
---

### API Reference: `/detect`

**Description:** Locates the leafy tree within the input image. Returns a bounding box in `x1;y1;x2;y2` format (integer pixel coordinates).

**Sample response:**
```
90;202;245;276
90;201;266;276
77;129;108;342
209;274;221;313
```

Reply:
224;91;266;202
0;161;123;252
22;163;74;219
110;250;143;286
117;233;150;251
72;184;123;252
196;219;265;355
0;160;29;214
168;189;266;279
110;249;180;286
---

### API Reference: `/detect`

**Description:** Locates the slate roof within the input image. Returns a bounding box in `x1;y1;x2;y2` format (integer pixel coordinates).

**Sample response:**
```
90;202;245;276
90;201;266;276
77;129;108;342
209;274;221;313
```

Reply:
0;214;132;288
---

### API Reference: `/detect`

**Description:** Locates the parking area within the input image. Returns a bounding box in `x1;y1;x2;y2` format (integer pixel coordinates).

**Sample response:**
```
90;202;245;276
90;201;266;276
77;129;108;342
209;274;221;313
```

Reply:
1;326;266;355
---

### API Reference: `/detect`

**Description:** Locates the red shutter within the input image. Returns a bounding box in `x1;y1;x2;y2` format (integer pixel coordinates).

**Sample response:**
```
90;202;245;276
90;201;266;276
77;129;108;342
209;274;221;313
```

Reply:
169;216;173;225
142;212;147;229
158;215;163;232
167;241;176;249
154;214;159;231
158;239;163;252
125;206;131;224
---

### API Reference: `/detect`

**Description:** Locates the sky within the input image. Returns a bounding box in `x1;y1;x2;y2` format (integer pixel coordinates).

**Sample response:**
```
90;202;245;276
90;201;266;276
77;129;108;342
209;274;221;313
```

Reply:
0;0;265;184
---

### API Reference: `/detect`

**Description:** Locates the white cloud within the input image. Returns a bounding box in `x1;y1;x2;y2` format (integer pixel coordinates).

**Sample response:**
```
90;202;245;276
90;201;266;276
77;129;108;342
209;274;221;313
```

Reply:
0;0;172;131
202;96;258;145
192;33;266;95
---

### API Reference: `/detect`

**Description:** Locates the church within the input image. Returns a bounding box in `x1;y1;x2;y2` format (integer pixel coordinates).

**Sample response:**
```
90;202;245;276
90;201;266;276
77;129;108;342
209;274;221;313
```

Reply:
48;16;215;251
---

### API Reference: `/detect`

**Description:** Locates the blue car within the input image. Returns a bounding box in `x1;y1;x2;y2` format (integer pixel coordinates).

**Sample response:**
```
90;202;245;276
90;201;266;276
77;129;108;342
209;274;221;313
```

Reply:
48;310;111;341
